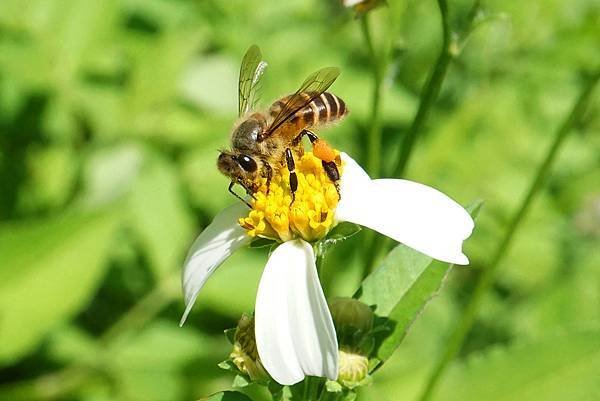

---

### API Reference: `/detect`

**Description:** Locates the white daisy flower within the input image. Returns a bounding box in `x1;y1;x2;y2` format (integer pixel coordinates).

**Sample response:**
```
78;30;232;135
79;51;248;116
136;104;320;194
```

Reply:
180;151;474;385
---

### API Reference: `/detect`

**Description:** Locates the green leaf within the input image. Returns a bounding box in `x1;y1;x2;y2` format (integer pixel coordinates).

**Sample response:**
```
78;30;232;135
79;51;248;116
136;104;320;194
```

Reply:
316;223;362;257
375;259;452;363
201;391;254;401
0;208;119;364
358;245;433;316
83;146;193;279
358;201;482;365
128;152;194;279
46;324;99;366
433;329;600;401
105;321;228;401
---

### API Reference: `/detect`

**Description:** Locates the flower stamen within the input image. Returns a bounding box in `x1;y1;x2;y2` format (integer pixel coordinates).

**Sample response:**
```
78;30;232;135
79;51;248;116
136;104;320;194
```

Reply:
238;152;342;242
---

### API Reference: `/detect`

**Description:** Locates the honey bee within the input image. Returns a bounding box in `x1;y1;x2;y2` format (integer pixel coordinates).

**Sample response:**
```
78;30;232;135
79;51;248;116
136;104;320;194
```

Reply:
217;45;348;206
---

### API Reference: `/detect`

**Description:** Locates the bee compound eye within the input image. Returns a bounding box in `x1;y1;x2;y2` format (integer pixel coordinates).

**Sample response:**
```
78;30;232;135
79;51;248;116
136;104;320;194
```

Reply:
238;155;257;172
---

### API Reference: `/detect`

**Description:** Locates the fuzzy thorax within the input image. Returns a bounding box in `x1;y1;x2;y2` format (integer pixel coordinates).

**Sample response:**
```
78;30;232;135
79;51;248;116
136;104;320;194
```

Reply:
239;152;342;242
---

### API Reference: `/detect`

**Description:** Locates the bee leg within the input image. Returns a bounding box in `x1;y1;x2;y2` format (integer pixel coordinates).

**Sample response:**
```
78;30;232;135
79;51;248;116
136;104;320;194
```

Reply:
262;159;273;194
228;182;253;208
292;129;319;146
304;129;319;144
322;160;341;200
285;148;298;205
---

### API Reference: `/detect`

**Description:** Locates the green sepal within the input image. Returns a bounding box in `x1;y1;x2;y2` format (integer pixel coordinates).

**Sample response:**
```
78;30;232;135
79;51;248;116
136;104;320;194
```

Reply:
325;380;343;393
224;327;237;345
217;359;238;372
249;238;277;248
316;222;361;257
232;374;251;388
201;391;255;401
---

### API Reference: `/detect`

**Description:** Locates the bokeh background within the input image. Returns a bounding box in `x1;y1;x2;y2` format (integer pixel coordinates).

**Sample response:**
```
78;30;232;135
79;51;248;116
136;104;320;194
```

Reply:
0;0;599;400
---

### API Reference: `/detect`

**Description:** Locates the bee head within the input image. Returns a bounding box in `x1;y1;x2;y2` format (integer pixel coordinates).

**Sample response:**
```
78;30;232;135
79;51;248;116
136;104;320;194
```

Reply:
217;151;259;186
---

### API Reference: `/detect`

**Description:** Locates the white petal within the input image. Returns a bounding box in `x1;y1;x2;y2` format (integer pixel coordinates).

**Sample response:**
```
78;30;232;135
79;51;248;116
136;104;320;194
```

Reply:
255;239;338;385
336;153;474;265
180;203;250;325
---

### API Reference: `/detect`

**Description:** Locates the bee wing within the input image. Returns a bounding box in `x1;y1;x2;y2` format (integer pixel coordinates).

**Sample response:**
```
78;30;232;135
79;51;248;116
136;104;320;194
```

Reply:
266;67;340;136
238;45;268;117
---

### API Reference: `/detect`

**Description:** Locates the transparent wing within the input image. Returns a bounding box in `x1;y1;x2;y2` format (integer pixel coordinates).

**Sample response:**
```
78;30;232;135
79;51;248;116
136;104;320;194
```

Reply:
238;45;268;117
266;67;340;136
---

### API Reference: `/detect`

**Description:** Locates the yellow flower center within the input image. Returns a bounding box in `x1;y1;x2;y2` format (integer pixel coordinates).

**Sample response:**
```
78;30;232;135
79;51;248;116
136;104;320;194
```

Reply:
239;152;342;242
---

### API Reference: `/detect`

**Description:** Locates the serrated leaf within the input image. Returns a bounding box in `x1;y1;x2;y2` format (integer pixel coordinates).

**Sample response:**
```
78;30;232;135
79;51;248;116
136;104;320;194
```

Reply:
0;208;119;364
434;329;600;401
201;391;254;401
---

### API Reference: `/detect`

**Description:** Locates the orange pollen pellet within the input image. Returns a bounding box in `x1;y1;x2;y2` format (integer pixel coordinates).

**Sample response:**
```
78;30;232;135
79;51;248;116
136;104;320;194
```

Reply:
313;139;336;163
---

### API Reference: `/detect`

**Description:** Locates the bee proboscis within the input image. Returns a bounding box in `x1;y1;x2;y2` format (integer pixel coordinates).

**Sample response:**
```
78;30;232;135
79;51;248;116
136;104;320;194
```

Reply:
217;45;349;206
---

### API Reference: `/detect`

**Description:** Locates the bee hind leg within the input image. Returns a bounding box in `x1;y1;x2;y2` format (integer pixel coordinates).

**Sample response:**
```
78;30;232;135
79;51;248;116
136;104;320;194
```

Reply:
285;148;298;205
322;160;341;200
293;129;319;146
296;130;340;198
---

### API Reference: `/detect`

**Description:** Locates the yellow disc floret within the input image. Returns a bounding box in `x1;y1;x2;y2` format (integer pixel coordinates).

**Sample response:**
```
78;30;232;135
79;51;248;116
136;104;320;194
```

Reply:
238;152;342;242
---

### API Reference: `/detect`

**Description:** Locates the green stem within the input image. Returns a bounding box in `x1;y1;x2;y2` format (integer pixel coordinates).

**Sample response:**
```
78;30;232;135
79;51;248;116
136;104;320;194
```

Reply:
0;366;91;401
100;271;179;344
363;0;482;276
417;69;600;401
359;12;388;278
362;0;453;276
310;378;321;401
303;378;310;401
361;14;384;177
391;0;452;178
302;377;322;401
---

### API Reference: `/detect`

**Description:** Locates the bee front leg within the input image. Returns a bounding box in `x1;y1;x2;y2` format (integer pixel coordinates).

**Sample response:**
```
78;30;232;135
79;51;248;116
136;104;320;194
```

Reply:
228;182;253;208
261;159;273;194
285;148;298;205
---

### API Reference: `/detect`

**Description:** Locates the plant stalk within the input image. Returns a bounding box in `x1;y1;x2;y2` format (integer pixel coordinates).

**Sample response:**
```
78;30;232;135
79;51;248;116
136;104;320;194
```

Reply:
363;0;458;276
361;14;385;177
417;69;600;401
391;0;452;178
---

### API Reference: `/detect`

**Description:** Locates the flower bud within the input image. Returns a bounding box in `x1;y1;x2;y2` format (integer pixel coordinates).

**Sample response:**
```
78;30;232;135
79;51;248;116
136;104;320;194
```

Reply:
338;348;370;389
229;314;268;382
329;297;375;355
329;297;374;335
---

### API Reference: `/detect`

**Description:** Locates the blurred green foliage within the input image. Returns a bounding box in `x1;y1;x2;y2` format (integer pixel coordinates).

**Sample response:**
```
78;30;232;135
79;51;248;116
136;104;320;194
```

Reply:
0;0;598;400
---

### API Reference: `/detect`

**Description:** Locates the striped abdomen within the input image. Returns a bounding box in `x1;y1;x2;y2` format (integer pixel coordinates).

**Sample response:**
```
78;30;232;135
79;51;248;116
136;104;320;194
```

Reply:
269;92;348;131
